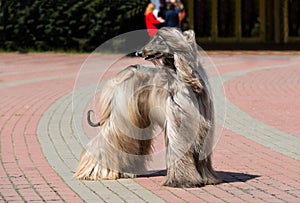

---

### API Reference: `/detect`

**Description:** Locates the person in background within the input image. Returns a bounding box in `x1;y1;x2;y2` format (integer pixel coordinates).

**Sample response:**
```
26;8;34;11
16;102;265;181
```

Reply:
158;0;167;20
176;0;186;28
164;2;179;28
151;0;160;18
144;3;165;37
165;0;186;29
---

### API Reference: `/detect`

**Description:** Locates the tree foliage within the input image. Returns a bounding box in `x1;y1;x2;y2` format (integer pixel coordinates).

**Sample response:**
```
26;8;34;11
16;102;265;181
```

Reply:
0;0;149;52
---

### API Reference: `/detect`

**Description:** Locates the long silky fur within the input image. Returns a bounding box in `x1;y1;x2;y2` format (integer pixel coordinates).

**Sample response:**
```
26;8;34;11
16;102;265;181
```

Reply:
74;27;220;187
74;65;168;180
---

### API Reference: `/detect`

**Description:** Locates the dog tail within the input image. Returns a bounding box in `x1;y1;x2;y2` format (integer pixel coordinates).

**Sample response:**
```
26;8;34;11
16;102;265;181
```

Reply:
87;110;101;127
86;66;138;129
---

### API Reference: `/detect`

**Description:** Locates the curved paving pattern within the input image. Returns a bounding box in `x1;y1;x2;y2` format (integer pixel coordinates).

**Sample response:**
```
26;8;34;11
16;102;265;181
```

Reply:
0;54;86;202
214;61;300;161
224;65;300;137
1;53;300;202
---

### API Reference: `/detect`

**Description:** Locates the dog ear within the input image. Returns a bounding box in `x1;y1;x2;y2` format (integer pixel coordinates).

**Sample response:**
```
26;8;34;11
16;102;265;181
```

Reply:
174;53;203;93
183;30;199;55
183;30;196;44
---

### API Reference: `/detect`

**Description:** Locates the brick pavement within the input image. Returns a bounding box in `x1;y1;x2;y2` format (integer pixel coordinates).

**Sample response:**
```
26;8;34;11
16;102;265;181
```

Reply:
0;52;299;202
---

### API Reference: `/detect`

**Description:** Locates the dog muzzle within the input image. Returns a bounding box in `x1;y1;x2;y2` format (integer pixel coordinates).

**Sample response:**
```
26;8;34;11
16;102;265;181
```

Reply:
135;51;143;57
135;50;164;61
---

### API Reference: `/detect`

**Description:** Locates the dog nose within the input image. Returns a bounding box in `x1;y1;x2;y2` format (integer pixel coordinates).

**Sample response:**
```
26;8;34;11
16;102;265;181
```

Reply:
135;50;143;57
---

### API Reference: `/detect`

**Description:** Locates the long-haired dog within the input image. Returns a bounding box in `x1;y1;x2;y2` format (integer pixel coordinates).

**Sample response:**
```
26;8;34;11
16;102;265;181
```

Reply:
74;27;220;187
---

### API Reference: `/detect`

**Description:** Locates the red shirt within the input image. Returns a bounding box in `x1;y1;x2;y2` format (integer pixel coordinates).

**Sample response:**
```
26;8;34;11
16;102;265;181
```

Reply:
145;13;161;37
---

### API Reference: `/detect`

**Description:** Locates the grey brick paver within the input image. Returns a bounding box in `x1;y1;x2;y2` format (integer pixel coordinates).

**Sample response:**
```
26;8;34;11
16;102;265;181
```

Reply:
102;180;145;203
22;53;300;202
38;92;105;202
118;179;166;203
2;53;300;203
37;87;166;202
212;61;300;161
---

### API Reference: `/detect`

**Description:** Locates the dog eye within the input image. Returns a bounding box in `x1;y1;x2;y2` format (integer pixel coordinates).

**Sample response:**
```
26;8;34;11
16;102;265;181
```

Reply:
157;39;165;45
157;41;163;45
155;36;165;44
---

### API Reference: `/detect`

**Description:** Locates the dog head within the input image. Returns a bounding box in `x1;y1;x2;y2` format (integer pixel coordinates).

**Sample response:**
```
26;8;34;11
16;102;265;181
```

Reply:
137;27;203;93
138;28;196;63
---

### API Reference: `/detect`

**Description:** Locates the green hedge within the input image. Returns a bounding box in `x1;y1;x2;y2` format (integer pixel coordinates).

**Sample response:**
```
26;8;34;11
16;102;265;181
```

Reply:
0;0;149;52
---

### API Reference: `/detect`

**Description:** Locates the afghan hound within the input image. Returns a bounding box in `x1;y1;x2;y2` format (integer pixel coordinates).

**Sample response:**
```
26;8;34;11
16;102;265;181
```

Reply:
74;27;220;187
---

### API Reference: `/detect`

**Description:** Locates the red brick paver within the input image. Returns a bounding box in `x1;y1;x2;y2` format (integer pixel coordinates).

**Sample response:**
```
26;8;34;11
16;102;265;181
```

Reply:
225;65;300;136
1;52;300;202
0;54;87;202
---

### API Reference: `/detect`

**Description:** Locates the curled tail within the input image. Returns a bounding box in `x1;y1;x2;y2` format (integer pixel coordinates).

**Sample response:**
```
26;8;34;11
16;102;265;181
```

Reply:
87;110;100;127
86;66;138;128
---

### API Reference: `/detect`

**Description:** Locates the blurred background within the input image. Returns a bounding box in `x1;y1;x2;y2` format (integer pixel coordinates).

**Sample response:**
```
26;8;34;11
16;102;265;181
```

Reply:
0;0;299;52
189;0;300;50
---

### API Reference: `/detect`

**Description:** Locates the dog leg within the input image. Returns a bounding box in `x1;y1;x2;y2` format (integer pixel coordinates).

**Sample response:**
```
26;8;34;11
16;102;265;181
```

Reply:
163;91;202;187
74;135;122;180
164;87;219;187
193;93;220;186
194;154;221;185
164;116;219;187
74;129;152;180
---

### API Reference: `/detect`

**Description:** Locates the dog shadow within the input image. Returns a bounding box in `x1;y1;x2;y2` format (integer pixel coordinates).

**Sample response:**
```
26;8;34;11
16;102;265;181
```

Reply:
215;171;260;183
138;170;260;184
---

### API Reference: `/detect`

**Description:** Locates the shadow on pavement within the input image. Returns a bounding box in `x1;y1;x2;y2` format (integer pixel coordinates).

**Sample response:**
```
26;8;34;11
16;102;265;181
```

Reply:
216;171;260;183
137;170;259;184
137;170;167;177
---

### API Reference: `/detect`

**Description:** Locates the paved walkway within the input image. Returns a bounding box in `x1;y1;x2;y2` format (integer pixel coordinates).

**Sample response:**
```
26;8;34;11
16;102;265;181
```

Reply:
0;52;299;202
